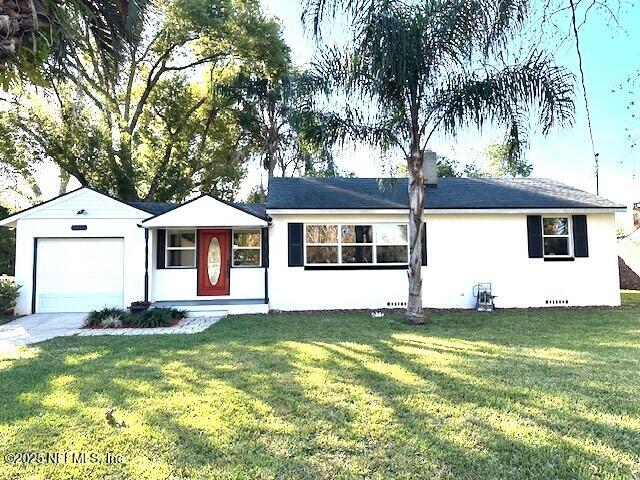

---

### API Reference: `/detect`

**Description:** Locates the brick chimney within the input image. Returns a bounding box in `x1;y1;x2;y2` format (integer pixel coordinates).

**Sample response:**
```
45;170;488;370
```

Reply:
634;203;640;228
422;150;437;188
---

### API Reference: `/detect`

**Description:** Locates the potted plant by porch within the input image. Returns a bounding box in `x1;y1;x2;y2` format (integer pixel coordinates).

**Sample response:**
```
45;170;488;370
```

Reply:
129;301;151;312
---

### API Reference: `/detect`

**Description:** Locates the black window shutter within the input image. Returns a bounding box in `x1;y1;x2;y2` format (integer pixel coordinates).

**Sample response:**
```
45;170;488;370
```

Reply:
261;227;269;267
527;216;543;258
288;223;303;267
572;215;589;257
156;229;166;269
421;222;427;266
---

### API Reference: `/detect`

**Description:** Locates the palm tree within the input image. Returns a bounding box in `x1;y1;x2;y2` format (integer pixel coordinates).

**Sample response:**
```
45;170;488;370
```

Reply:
304;0;575;323
0;0;146;85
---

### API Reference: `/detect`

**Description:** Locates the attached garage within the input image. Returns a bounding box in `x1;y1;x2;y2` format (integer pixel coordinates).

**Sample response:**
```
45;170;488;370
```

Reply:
0;188;151;315
35;238;125;313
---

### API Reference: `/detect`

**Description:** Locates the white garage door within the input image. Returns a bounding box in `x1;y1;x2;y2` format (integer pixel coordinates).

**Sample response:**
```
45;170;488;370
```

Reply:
36;238;125;313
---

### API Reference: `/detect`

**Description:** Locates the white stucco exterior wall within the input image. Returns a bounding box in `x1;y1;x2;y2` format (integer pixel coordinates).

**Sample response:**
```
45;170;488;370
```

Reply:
267;212;621;311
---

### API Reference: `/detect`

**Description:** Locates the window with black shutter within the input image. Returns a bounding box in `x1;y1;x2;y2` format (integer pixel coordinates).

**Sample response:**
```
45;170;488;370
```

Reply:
288;223;304;266
156;229;166;269
527;216;543;258
572;215;589;257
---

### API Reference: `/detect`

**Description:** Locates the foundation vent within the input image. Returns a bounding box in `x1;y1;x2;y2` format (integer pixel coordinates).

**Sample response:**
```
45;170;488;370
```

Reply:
387;301;407;308
545;299;569;306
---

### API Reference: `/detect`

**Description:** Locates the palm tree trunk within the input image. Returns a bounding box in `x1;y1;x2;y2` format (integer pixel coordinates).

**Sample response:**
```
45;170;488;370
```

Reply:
406;147;425;324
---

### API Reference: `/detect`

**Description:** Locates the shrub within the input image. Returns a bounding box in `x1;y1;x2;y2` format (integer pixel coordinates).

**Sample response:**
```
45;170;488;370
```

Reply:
85;308;125;327
100;315;123;328
0;276;20;312
130;308;174;328
170;308;187;320
85;307;185;328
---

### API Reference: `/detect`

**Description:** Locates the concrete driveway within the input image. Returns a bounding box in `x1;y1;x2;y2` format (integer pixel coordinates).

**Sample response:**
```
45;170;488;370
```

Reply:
0;313;86;356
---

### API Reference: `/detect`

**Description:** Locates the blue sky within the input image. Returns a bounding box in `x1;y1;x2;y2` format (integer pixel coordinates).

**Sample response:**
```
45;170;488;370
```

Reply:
261;0;640;218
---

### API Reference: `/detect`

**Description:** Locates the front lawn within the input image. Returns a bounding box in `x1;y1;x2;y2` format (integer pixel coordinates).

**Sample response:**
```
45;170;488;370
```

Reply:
1;304;639;479
621;289;640;306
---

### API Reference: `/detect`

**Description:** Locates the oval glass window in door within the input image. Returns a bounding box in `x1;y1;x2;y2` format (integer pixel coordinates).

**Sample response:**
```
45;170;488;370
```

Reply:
207;237;221;285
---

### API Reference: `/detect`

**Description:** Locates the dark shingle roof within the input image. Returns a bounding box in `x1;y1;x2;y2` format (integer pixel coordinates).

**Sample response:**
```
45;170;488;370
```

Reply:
267;177;624;210
233;203;267;220
128;202;179;215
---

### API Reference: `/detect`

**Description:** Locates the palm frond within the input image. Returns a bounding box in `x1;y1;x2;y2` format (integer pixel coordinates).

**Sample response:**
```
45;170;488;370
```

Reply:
0;0;150;86
302;0;383;39
431;51;574;144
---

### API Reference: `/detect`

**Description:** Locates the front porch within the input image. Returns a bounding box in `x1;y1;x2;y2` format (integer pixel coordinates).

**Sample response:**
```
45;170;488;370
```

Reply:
141;195;270;315
152;298;269;316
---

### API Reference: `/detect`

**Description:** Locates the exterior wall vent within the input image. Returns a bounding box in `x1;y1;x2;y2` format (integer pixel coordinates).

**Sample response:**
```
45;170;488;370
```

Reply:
386;301;407;308
545;299;569;305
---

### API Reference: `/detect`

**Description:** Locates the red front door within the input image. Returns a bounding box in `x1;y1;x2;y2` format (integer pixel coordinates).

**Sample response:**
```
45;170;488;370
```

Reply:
198;229;231;296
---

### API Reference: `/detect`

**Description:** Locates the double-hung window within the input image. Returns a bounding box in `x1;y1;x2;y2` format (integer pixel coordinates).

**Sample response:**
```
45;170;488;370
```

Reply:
304;223;408;265
166;230;196;267
306;225;339;264
375;224;409;263
233;230;261;267
341;225;373;263
542;217;571;257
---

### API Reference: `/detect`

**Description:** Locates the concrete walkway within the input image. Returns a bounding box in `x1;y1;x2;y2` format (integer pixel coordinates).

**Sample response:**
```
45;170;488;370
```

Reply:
0;313;224;357
0;313;86;356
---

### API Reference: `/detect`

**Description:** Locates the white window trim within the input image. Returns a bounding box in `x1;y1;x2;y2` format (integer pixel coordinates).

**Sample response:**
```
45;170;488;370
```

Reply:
232;229;262;267
542;216;573;258
165;229;197;268
304;223;409;266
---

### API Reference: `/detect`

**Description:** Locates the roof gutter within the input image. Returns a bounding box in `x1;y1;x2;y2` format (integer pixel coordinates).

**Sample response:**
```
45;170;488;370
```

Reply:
266;207;626;215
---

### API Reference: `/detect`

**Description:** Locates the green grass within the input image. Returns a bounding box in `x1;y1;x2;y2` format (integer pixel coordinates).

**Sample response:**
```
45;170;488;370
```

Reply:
1;303;639;479
621;289;640;306
0;315;15;326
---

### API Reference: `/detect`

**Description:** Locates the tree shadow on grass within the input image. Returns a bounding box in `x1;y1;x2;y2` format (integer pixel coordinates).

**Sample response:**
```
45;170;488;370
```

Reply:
0;310;639;478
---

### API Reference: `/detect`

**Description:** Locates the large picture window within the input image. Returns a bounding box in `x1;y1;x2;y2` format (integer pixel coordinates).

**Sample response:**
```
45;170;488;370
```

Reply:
542;217;571;257
166;230;196;267
233;230;261;267
305;224;408;265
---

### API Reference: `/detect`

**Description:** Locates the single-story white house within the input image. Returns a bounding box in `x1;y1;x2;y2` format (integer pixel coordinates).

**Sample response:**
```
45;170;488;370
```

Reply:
0;156;626;315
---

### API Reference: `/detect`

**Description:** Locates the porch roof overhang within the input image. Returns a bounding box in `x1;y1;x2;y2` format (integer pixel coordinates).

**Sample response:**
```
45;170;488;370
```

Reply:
140;194;268;228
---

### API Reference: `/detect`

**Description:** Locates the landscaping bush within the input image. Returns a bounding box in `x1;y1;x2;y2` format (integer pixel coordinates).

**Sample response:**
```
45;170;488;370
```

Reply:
130;308;174;328
170;308;187;320
84;307;186;328
100;315;123;328
84;308;125;327
0;276;20;312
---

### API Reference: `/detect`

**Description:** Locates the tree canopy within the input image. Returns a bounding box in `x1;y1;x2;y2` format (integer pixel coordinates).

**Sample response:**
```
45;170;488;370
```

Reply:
0;0;295;202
